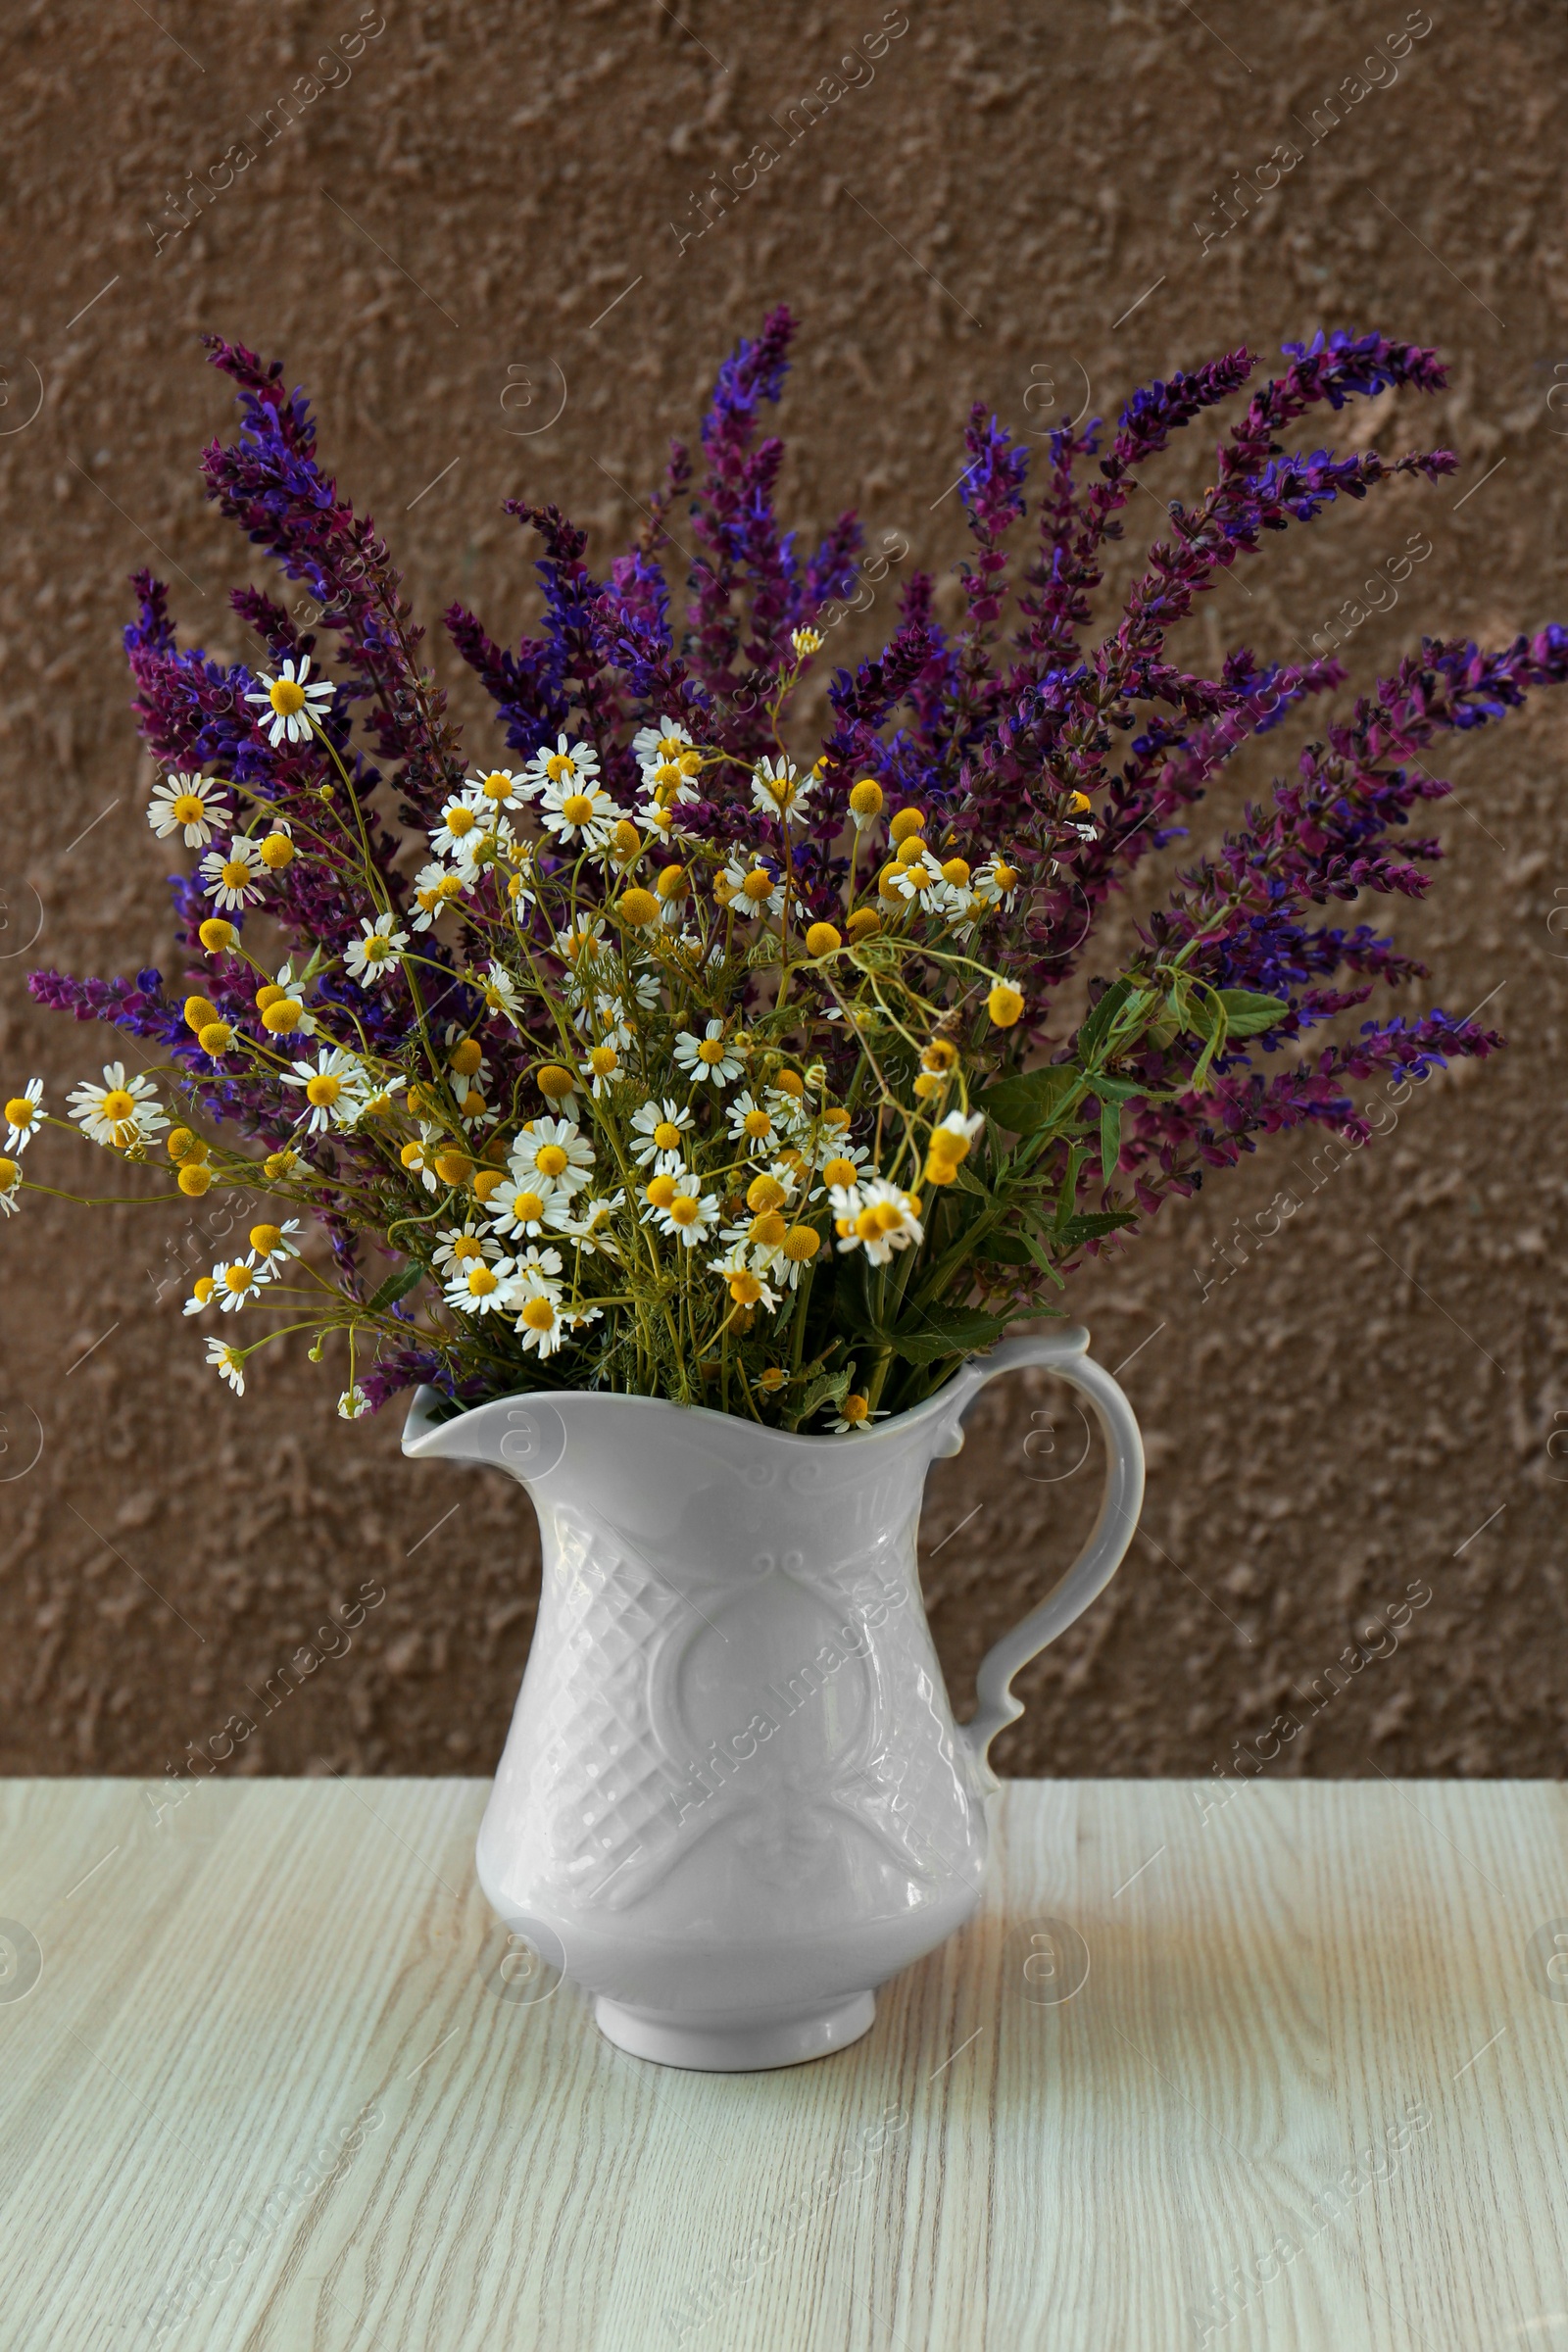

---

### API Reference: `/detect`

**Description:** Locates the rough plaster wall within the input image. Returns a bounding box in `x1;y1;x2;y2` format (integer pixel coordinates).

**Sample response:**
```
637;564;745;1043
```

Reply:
0;0;1565;1781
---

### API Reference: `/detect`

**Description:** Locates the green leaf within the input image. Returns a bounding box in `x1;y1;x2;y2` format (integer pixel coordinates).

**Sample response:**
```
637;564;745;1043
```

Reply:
1099;1096;1122;1187
1086;1073;1145;1102
797;1359;854;1423
1212;988;1290;1038
1054;1209;1138;1248
1078;975;1137;1062
888;1303;1010;1364
366;1259;425;1314
976;1063;1082;1135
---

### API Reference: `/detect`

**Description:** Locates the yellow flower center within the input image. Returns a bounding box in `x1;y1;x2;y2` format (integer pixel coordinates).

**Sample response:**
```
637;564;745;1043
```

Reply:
438;874;465;902
268;677;307;716
841;1394;870;1425
657;864;687;900
653;1119;681;1152
849;778;883;817
363;933;392;962
262;1001;302;1033
589;1045;618;1076
929;1127;970;1166
854;1206;882;1242
482;772;512;800
306;1073;342;1107
535;1144;569;1179
466;1265;499;1298
729;1272;764;1304
5;1097;37;1129
941;857;970;887
0;1158;18;1191
749;1210;786;1248
821;1156;858;1191
747;1174;786;1212
223;1264;253;1295
697;1038;727;1066
401;1142;424;1169
546;753;577;783
446;806;475;836
537;1065;574;1099
645;1173;678;1209
220;860;252;891
249;1224;282;1255
450;1039;483;1077
520;1296;557;1333
743;1108;772;1140
452;1235;485;1261
741;869;775;904
512;1191;545;1224
561;792;595;826
668;1194;700;1227
198;1022;233;1055
890;808;925;844
658;734;685;760
192;1275;214;1303
875;1201;906;1233
171;793;205;826
616;888;659;928
781;1225;820;1262
993;862;1019;891
261;834;293;870
759;1366;786;1392
101;1089;136;1123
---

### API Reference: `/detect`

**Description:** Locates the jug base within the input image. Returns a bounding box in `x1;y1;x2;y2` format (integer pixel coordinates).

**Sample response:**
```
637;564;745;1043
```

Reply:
594;1988;876;2072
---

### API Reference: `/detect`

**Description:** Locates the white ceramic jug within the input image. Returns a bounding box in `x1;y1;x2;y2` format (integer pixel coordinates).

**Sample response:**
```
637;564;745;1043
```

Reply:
404;1327;1143;2071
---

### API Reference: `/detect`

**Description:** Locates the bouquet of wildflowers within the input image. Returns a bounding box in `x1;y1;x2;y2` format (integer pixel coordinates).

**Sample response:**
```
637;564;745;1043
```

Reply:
11;315;1563;1431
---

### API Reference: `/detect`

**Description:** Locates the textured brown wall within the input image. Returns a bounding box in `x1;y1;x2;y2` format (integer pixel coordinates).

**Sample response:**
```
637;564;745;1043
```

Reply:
1;0;1565;1783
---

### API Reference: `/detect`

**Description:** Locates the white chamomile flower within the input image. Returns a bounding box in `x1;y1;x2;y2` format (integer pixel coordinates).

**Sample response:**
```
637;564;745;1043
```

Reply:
831;1176;925;1266
344;912;409;989
512;1276;573;1357
816;1140;871;1190
399;1130;441;1194
632;716;695;772
182;1275;215;1315
245;1217;302;1268
429;797;483;862
466;765;526;814
486;1176;564;1242
442;1023;491;1108
829;1395;888;1436
751;754;812;823
199;834;267;911
206;1337;246;1395
148;772;231;847
539;771;616;852
652;1184;720;1249
444;1251;516;1319
280;1046;367;1135
525;733;602;800
631;963;663;1011
674;1020;746;1087
431;1223;502;1274
972;857;1022;910
245;655;335;746
0;1155;21;1214
790;626;824;657
726;1090;781;1154
709;1243;781;1313
3;1080;44;1154
338;1387;371;1420
762;1084;811;1138
478;960;522;1022
629;1098;693;1167
211;1256;272;1312
578;1040;628;1100
510;1116;595;1199
68;1062;168;1151
255;960;318;1040
720;858;786;922
411;862;466;932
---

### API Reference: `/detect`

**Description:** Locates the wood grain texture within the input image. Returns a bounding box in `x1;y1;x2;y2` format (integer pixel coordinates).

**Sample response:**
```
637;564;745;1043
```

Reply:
1;1778;1566;2350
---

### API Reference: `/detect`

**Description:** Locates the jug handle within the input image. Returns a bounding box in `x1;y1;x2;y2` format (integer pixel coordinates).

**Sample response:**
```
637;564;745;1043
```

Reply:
939;1328;1145;1770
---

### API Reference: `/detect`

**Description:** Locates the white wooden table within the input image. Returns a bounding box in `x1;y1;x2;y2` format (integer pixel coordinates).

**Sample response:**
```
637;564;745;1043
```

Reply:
3;1778;1566;2350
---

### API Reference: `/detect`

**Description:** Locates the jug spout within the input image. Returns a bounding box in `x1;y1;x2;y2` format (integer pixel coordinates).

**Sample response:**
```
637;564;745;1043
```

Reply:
401;1386;570;1484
